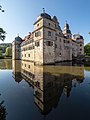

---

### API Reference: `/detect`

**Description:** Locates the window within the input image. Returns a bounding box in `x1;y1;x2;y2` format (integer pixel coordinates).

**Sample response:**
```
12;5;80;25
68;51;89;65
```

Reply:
60;38;61;42
67;41;70;43
35;41;40;47
22;54;23;57
35;31;41;37
80;49;82;51
60;53;61;56
26;48;27;51
37;24;39;27
25;54;26;57
49;23;50;26
55;44;57;48
80;44;82;46
28;65;30;68
46;41;53;46
25;64;26;67
35;32;37;37
48;31;51;36
67;35;69;38
33;46;34;49
64;40;65;43
55;37;57;40
28;54;30;57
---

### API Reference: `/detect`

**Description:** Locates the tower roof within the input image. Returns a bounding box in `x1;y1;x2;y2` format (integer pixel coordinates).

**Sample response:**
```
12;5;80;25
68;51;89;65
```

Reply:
64;22;69;29
40;8;51;20
40;12;51;20
64;21;71;34
15;36;22;42
52;16;58;23
73;34;84;39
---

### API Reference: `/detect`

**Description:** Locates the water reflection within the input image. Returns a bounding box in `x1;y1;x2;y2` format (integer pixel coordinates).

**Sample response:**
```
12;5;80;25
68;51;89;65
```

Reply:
0;95;7;120
12;60;84;115
0;59;12;69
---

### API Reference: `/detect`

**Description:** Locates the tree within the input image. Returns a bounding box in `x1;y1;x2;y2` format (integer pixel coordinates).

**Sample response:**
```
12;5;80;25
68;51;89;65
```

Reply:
0;28;6;41
0;94;7;120
0;5;5;12
5;47;12;57
0;5;6;41
84;43;90;56
0;50;2;56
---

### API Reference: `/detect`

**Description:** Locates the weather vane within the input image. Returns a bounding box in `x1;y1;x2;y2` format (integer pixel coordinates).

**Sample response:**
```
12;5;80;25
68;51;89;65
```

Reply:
43;8;45;13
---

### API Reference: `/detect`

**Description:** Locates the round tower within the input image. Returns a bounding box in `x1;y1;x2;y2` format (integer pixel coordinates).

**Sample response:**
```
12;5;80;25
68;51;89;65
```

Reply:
12;35;22;60
73;34;84;56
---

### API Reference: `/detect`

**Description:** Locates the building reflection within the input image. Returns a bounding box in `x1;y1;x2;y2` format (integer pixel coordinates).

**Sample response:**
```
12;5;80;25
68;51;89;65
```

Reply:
12;60;84;115
12;60;22;83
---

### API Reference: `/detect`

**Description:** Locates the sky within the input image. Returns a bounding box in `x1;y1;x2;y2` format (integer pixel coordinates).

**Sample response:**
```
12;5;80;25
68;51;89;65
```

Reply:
0;0;90;45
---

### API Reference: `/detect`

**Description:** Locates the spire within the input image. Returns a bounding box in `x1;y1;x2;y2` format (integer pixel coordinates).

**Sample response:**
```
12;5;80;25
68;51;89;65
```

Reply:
64;21;72;38
64;20;69;29
18;33;19;37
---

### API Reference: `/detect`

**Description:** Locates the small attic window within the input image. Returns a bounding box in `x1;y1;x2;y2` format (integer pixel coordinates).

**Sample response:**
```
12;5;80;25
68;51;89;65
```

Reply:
37;24;39;27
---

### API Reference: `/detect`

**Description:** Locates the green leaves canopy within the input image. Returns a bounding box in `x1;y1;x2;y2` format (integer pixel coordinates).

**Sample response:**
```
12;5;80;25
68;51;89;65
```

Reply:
0;28;6;41
5;47;12;57
84;44;90;56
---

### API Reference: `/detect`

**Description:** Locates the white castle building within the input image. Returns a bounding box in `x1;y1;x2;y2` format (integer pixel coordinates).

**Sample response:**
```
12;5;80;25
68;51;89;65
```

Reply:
12;10;84;65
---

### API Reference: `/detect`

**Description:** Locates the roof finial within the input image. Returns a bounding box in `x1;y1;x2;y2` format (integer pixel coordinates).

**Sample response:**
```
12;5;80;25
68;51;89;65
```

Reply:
18;33;19;37
43;8;45;13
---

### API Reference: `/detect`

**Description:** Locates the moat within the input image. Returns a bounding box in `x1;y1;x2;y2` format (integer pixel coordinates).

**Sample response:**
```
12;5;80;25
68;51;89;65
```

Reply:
0;59;90;120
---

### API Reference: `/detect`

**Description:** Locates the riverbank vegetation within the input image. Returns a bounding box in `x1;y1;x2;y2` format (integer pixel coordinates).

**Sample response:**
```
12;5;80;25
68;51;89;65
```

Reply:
84;43;90;56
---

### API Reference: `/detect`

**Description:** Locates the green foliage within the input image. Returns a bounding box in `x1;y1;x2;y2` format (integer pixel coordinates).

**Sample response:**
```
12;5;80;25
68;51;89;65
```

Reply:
0;50;2;56
0;28;6;41
84;43;90;56
4;47;12;57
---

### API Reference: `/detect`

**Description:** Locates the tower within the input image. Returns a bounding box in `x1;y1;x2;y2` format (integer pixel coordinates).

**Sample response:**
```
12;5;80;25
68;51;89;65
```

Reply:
63;21;72;39
33;9;55;65
12;35;22;60
73;34;84;57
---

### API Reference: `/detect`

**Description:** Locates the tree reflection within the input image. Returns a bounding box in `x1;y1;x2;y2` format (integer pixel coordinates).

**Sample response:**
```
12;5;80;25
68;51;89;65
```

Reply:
0;97;7;120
